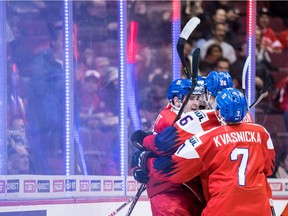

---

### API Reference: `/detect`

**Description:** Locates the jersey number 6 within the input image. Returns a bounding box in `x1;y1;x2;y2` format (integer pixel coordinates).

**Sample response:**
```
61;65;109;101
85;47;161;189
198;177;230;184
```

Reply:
179;115;193;126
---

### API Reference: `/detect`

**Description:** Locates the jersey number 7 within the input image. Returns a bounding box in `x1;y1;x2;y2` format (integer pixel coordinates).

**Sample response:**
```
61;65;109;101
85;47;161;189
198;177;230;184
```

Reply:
230;148;249;186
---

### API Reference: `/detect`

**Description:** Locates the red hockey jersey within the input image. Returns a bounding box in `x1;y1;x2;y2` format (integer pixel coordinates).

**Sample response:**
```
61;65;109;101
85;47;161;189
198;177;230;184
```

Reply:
144;109;254;156
145;105;204;215
146;105;179;198
153;104;177;133
152;122;275;216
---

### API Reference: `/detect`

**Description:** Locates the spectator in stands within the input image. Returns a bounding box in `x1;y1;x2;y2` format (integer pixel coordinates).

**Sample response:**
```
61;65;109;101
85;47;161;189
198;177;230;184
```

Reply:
199;43;223;76
225;9;241;49
230;43;246;85
7;145;31;175
144;74;170;113
255;26;277;95
204;0;241;44
182;0;203;19
7;62;26;129
75;69;105;175
278;17;288;53
131;1;150;44
200;22;236;64
215;57;241;89
135;44;161;91
75;1;108;41
25;20;65;174
11;117;25;130
181;1;208;48
212;8;227;24
94;56;110;83
207;7;240;50
258;7;283;53
203;43;223;66
138;74;171;130
148;10;171;46
256;26;271;66
77;68;118;170
8;117;29;147
199;61;213;77
75;46;97;82
75;0;118;41
7;0;46;16
200;8;227;42
230;36;275;98
215;56;229;72
273;152;288;178
77;69;103;129
100;66;119;116
204;0;232;19
274;76;288;132
97;67;119;161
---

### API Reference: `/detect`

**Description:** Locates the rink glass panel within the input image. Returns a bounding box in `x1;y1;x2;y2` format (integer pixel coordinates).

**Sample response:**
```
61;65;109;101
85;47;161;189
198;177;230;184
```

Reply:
6;1;121;176
5;0;174;179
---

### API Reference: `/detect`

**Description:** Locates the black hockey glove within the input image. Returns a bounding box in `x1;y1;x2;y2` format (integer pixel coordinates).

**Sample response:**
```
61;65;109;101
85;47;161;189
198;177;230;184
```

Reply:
131;150;156;184
130;130;151;150
132;167;149;184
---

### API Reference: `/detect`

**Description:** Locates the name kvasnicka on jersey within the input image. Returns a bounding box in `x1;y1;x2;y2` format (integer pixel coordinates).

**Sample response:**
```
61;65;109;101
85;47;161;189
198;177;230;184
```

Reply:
213;131;261;147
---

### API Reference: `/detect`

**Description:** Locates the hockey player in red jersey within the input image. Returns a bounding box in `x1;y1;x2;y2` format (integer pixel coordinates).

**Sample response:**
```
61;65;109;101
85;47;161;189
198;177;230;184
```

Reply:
151;88;275;216
134;71;243;156
131;78;205;216
153;77;205;133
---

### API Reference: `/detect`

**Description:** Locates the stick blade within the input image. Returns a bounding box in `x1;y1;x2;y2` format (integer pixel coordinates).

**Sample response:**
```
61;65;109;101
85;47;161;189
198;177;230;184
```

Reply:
180;17;201;40
177;37;190;79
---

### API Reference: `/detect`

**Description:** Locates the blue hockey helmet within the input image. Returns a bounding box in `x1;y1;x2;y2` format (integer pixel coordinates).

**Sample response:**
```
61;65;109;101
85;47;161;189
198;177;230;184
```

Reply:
192;76;205;95
218;71;233;91
204;71;233;97
215;88;248;123
167;79;192;102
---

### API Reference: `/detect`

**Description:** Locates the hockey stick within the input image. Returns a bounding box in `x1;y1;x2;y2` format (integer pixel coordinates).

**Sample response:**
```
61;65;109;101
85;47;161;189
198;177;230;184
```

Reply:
270;198;276;216
125;184;146;216
271;206;276;216
177;17;200;79
241;55;269;109
108;196;134;216
108;184;146;216
172;17;201;124
173;47;200;125
241;55;251;94
249;72;270;109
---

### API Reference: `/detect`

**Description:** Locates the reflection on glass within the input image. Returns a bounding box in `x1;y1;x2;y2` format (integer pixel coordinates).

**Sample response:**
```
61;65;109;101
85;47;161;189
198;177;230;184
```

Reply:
5;1;121;176
74;1;119;176
6;1;65;175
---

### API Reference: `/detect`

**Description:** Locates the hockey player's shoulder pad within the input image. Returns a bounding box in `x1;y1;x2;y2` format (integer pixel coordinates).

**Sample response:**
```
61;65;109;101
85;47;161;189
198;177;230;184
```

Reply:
154;126;183;156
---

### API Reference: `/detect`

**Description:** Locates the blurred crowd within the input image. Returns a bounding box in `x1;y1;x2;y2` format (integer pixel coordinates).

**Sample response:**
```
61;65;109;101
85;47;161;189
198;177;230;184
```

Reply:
5;0;288;177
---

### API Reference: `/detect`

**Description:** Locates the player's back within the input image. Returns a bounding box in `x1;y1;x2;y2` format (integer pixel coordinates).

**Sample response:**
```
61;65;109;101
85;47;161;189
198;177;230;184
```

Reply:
199;122;274;216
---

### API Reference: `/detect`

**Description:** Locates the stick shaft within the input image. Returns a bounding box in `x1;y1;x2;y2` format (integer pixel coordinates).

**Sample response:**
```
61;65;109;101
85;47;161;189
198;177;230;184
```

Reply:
108;184;146;216
173;48;200;124
125;184;146;216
